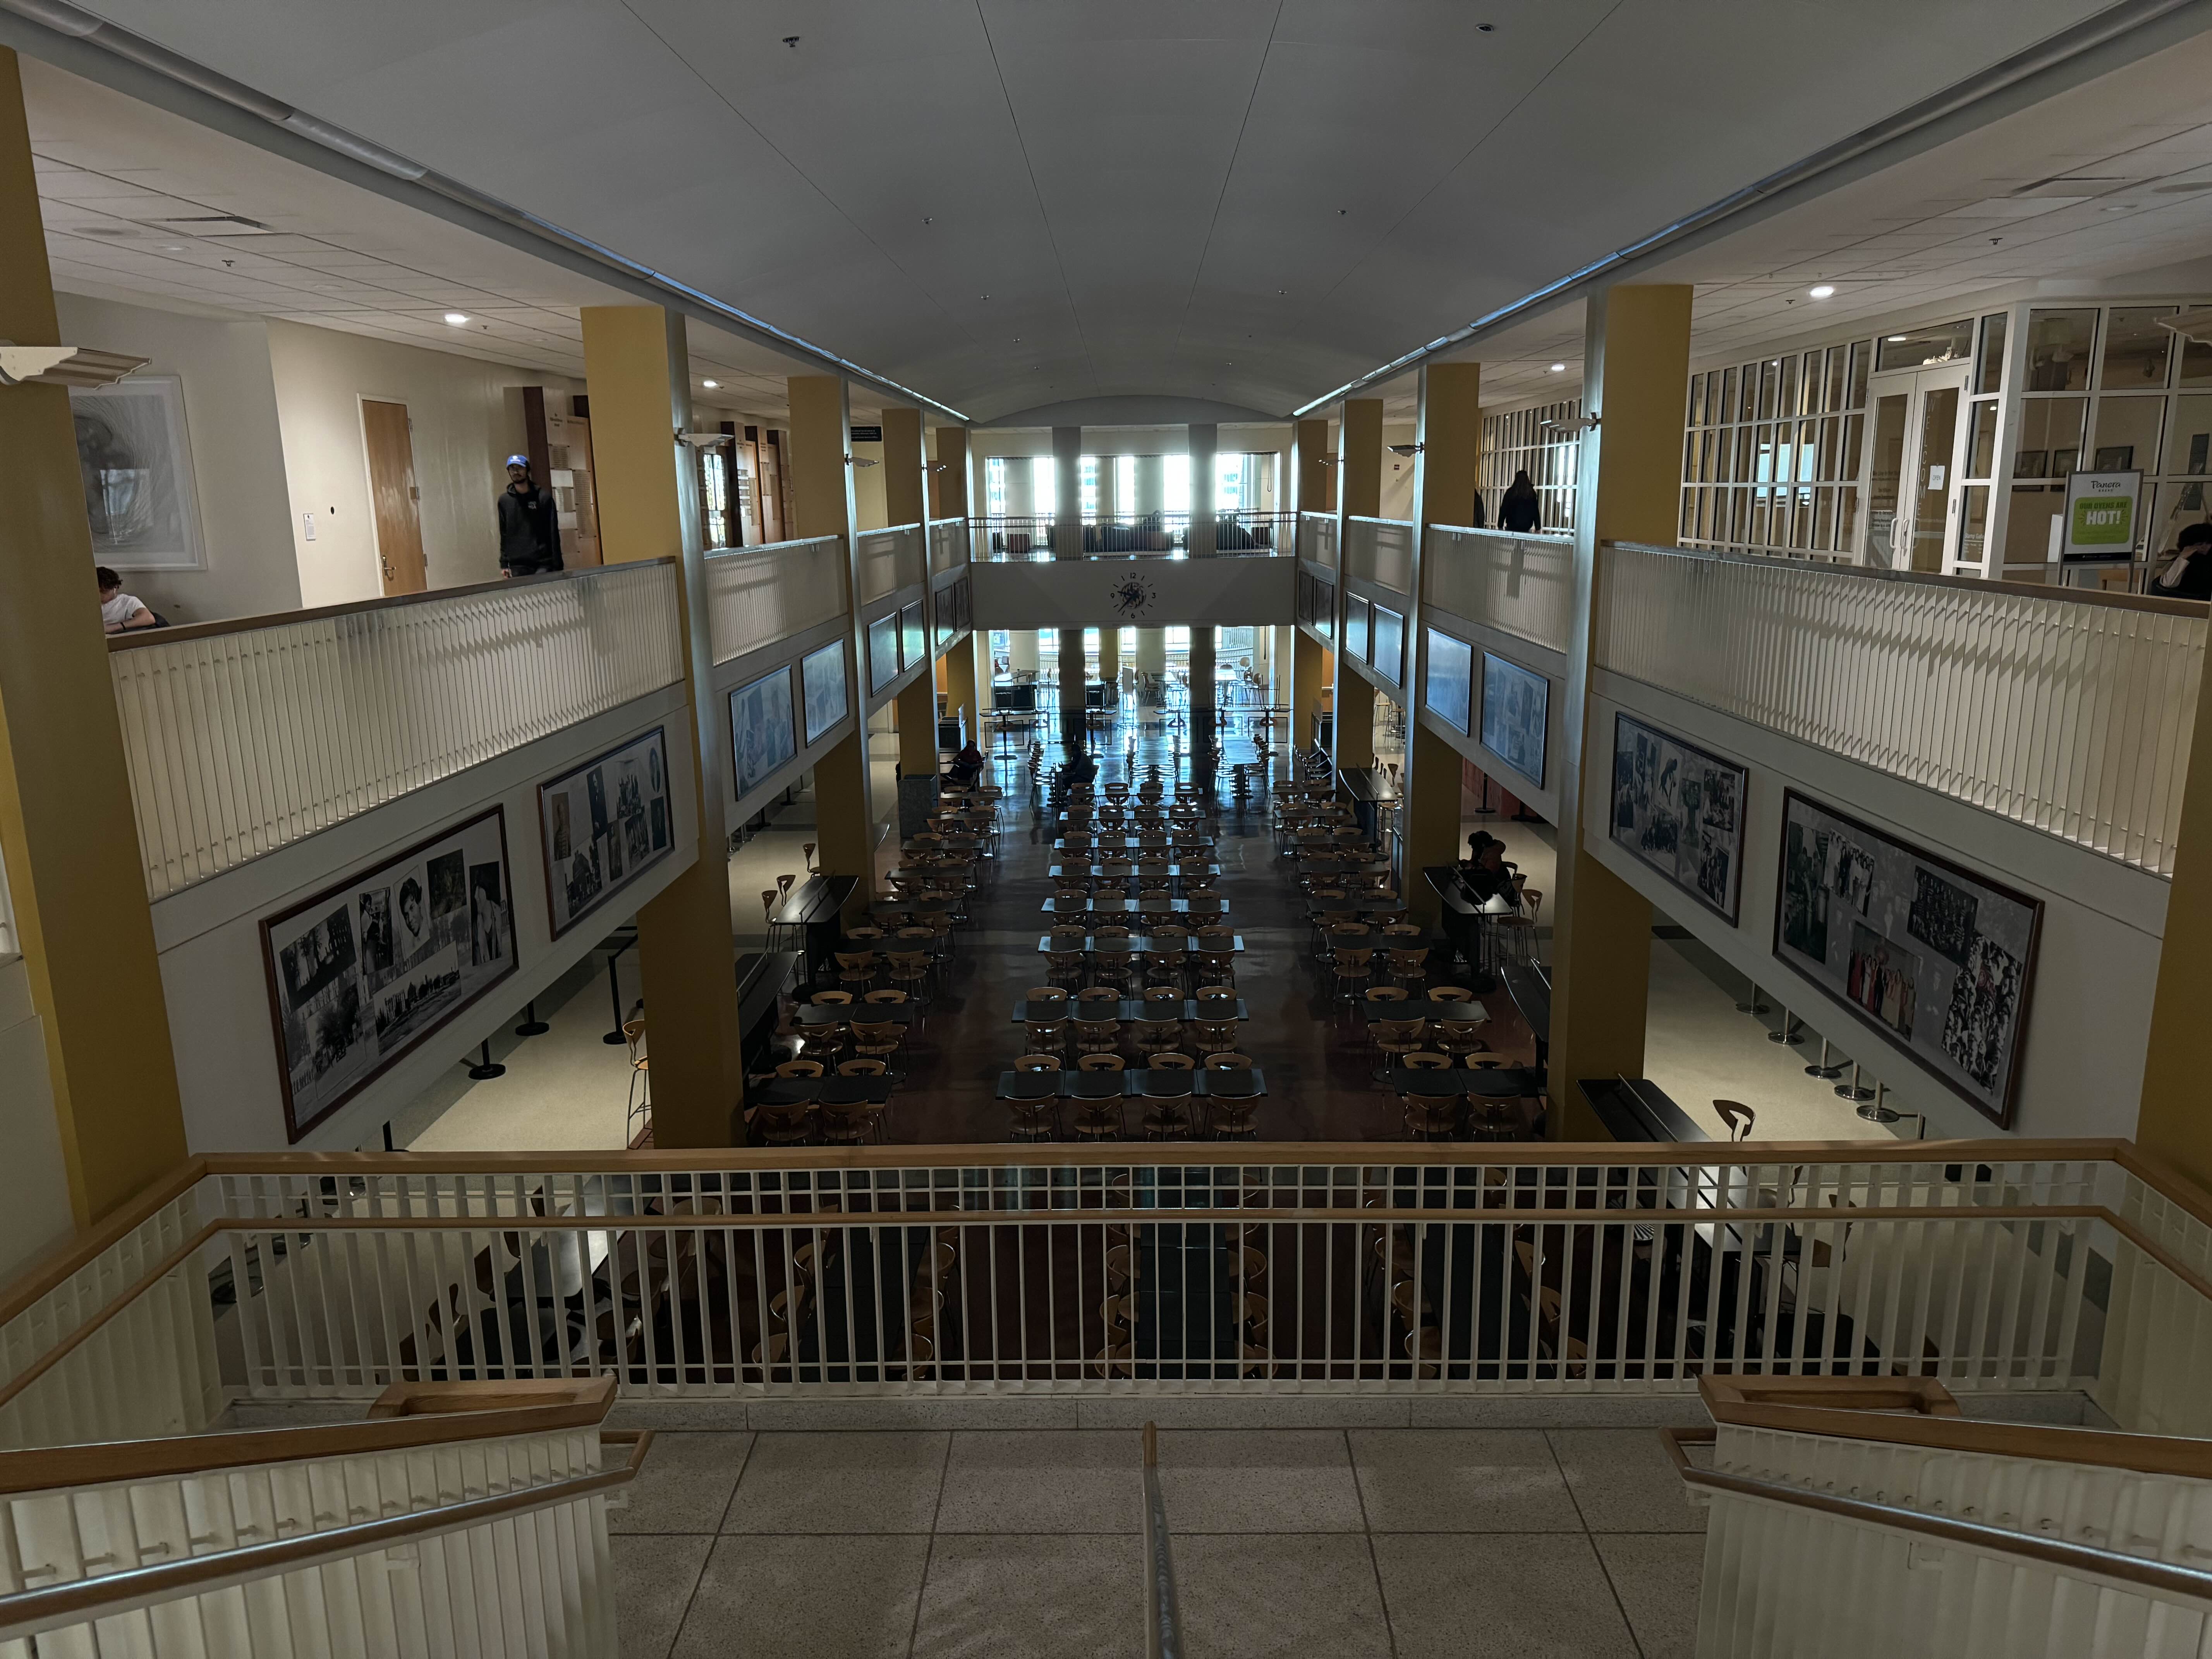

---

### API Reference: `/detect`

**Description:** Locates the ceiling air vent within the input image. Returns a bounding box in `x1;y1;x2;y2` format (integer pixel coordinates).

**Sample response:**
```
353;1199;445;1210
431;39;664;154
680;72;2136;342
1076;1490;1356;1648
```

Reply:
155;214;277;235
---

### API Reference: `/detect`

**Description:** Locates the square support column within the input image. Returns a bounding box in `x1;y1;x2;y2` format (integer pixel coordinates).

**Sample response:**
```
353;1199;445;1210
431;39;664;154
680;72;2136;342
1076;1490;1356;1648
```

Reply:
932;427;970;520
1188;625;1217;785
1550;285;1693;1139
1293;630;1330;753
895;674;939;839
943;632;979;747
1293;418;1334;515
580;302;745;1146
1052;426;1082;560
2139;636;2212;1188
788;375;873;916
0;47;185;1220
1189;423;1218;557
1404;362;1482;924
1058;627;1087;754
1331;398;1384;781
882;407;926;528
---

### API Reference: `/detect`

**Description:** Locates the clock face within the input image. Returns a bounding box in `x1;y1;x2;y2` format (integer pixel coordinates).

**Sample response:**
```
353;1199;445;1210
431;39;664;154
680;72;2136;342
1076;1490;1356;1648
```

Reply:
1109;574;1157;617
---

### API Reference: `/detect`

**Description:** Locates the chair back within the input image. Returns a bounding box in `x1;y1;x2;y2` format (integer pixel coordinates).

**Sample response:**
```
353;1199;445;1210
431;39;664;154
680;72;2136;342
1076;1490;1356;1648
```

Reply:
812;990;855;1005
1077;1053;1126;1072
864;988;908;1004
1205;1051;1254;1070
838;1058;888;1076
775;1059;825;1078
1429;986;1474;1003
1014;1054;1063;1073
1715;1099;1756;1141
1148;1052;1196;1071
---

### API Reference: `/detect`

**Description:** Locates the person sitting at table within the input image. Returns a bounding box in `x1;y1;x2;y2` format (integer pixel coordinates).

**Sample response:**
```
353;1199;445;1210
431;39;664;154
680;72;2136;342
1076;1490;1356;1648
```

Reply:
946;740;986;788
1461;833;1519;907
1063;750;1100;789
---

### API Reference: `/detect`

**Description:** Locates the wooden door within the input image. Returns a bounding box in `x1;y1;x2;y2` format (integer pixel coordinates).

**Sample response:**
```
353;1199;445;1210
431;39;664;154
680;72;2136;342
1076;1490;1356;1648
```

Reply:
361;398;427;594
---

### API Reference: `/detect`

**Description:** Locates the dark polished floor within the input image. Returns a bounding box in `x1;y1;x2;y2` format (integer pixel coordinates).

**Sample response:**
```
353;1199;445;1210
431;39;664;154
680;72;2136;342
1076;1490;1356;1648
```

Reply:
855;699;1538;1145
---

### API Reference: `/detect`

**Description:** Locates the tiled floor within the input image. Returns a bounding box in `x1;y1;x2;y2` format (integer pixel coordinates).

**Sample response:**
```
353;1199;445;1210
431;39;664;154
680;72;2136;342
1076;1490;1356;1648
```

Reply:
611;1426;1707;1659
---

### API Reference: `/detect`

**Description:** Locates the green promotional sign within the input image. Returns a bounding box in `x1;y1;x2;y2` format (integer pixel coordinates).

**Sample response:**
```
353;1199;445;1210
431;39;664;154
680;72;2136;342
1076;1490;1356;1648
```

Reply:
2062;470;2142;563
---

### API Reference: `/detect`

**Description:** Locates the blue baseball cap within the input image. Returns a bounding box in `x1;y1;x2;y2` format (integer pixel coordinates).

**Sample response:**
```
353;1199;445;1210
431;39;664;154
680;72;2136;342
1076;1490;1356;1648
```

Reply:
505;453;530;468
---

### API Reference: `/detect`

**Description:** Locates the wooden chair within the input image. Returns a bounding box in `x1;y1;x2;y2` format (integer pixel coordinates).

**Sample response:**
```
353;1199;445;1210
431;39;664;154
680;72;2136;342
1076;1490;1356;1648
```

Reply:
1022;1018;1070;1058
886;953;934;1003
752;1098;814;1148
1401;1051;1452;1070
1429;986;1474;1004
622;1017;650;1140
1204;1051;1254;1070
1077;1052;1126;1073
1074;1018;1123;1059
849;1022;903;1066
811;990;855;1006
775;1058;825;1079
1716;1099;1756;1142
1371;1018;1429;1071
1332;946;1375;1004
1014;1053;1063;1073
1401;1094;1459;1141
1385;947;1430;991
818;1095;886;1146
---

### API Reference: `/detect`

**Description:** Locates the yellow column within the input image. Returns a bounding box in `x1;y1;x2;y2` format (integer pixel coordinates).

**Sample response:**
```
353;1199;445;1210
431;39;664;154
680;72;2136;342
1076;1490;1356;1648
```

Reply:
1337;674;1376;769
1404;362;1482;923
1293;418;1333;515
1549;285;1692;1139
932;427;971;520
883;407;925;527
896;676;937;776
580;304;744;1147
1340;399;1384;519
943;633;979;745
787;376;873;912
1097;626;1119;695
2139;644;2212;1187
1293;631;1329;752
0;48;185;1221
1331;397;1385;778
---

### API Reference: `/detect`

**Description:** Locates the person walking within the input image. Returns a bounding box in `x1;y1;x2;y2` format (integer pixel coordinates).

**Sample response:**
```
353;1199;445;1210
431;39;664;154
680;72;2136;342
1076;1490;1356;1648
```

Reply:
497;455;562;577
1498;469;1542;533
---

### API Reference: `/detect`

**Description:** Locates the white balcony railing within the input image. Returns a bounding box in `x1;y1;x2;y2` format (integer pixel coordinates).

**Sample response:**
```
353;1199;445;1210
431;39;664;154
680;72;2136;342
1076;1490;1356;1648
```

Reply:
706;534;849;666
857;522;927;604
3;1144;2203;1434
1423;526;1574;656
1297;511;1338;569
972;513;1293;562
1344;516;1414;596
109;563;685;902
1597;543;2206;877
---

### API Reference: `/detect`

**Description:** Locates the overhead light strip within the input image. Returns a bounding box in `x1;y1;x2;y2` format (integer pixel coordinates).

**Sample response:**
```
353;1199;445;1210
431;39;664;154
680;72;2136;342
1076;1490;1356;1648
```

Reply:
1289;0;2210;418
0;0;971;422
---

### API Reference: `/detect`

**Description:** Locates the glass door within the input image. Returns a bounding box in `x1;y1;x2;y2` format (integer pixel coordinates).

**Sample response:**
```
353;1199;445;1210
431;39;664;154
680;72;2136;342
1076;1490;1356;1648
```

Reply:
1860;365;1971;569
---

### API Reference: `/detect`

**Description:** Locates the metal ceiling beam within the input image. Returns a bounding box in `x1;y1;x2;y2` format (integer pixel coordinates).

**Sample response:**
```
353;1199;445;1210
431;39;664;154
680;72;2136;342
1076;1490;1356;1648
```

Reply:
0;0;971;423
1290;0;2212;419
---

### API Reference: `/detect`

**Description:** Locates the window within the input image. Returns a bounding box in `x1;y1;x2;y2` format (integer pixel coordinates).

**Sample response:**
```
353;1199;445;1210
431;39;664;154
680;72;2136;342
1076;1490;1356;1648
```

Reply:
1876;318;1972;372
1682;335;1875;561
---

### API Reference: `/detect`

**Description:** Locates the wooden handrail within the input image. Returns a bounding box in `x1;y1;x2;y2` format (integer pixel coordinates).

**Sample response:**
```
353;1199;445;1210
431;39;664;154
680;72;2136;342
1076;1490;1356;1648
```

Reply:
0;1378;614;1498
1661;1426;2212;1607
1696;1374;2212;1482
0;1429;652;1641
105;558;678;652
0;1159;209;1333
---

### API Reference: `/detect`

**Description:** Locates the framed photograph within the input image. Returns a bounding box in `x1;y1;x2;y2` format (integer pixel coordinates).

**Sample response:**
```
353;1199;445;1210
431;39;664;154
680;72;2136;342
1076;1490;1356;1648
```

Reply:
802;640;850;746
867;613;900;692
1372;604;1404;685
1425;629;1473;734
70;376;208;570
261;807;516;1141
538;728;674;940
900;601;926;670
1479;652;1549;788
730;665;797;801
1609;713;1747;924
2013;449;2049;481
1345;597;1370;662
1772;790;2041;1126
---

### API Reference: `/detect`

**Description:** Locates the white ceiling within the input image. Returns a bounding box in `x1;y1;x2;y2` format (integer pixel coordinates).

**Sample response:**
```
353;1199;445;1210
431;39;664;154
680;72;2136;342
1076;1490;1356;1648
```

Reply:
41;0;2140;420
19;57;822;419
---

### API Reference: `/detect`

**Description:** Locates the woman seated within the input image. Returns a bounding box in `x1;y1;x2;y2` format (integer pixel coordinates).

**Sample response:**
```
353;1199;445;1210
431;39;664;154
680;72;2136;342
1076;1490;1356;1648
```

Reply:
1460;832;1519;907
946;740;987;787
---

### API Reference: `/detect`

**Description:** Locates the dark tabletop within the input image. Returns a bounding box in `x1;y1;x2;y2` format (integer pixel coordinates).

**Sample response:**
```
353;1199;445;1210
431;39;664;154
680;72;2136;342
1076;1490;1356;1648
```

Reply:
1036;934;1244;954
1362;999;1492;1025
796;1003;918;1026
1045;898;1228;915
1389;1066;1542;1096
752;1075;896;1106
995;1069;1267;1100
1013;998;1249;1023
1047;864;1222;881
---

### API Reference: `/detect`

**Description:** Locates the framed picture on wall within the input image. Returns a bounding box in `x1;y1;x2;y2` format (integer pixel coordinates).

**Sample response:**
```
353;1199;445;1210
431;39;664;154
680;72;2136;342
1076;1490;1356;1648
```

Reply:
1425;630;1473;734
1609;713;1747;924
538;727;674;940
1479;652;1548;788
900;601;925;669
1772;790;2042;1127
730;665;797;802
1372;605;1404;685
261;806;516;1141
868;613;900;691
1345;597;1370;661
802;640;850;745
70;376;208;570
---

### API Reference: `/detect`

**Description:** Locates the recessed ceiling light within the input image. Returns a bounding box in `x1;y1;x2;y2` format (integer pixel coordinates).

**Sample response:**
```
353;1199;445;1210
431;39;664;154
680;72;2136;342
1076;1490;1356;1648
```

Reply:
702;379;719;389
1477;22;1495;30
1549;362;1566;373
443;312;469;325
1886;335;1908;342
163;244;184;252
1808;284;1836;299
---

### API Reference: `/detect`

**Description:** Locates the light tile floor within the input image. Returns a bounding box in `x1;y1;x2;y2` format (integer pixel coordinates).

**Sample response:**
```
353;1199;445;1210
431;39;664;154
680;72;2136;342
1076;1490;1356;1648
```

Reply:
613;1427;1706;1659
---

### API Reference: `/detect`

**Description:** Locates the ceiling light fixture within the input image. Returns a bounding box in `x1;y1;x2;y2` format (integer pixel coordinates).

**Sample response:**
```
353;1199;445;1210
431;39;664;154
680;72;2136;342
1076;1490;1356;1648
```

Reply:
1887;335;1908;342
1548;362;1566;372
444;312;469;325
1477;22;1496;30
702;379;719;388
1808;284;1836;299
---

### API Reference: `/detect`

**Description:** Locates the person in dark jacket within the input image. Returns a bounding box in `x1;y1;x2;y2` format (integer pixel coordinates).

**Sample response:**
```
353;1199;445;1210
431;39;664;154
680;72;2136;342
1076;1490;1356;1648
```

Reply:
2152;521;2212;600
1498;469;1541;533
497;455;562;576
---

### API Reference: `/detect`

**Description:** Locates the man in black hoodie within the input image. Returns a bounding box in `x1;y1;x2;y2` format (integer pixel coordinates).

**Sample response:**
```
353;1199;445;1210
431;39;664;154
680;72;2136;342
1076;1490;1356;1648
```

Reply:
498;455;562;577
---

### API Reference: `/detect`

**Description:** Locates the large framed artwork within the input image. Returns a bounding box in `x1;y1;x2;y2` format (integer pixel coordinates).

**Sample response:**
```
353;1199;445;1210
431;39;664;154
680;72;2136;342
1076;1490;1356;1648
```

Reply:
71;376;208;570
867;613;900;691
538;727;674;940
1345;597;1370;662
730;665;797;800
900;601;926;669
1609;713;1747;924
261;807;516;1141
1772;790;2042;1126
1480;652;1548;788
1425;630;1473;735
1372;604;1404;685
802;640;849;745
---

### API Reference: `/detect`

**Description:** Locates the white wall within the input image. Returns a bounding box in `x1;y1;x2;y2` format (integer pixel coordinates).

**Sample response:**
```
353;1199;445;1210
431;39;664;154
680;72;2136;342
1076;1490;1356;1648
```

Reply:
0;957;78;1282
972;557;1296;630
151;689;694;1152
56;293;298;627
1587;672;2167;1143
266;321;584;607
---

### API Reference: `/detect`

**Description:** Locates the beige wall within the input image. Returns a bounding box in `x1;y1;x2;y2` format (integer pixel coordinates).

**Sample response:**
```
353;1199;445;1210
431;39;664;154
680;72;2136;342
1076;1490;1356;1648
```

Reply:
1380;420;1419;520
266;320;584;606
0;955;78;1281
56;292;298;627
851;437;888;529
